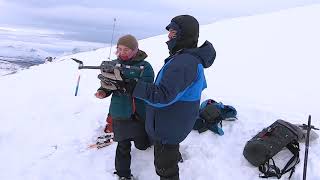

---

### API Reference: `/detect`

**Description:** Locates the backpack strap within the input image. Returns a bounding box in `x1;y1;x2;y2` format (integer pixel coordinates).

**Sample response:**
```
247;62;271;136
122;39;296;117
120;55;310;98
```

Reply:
282;140;300;177
258;140;300;179
259;158;282;179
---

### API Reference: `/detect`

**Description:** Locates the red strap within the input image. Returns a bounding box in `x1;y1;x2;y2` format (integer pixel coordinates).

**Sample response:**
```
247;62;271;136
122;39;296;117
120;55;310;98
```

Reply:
132;97;136;113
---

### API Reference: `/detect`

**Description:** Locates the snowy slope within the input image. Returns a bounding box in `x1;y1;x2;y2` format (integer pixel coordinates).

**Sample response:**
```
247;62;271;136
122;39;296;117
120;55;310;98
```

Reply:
1;4;320;180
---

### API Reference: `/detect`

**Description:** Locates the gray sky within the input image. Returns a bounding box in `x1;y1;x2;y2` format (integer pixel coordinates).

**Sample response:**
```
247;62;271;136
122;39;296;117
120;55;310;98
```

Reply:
1;0;320;44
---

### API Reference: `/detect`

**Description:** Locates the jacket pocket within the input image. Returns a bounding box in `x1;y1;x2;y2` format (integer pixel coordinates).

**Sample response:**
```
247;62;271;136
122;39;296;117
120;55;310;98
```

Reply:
110;95;132;119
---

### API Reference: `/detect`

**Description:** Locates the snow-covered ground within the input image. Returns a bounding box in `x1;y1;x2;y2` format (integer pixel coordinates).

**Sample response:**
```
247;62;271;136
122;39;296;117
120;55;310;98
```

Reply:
0;4;320;180
0;26;105;76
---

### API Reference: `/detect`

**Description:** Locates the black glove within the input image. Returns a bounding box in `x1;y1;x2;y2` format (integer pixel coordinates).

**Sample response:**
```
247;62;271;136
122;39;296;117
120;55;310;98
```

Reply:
99;77;137;95
98;74;119;90
98;69;137;95
98;68;124;91
120;79;137;95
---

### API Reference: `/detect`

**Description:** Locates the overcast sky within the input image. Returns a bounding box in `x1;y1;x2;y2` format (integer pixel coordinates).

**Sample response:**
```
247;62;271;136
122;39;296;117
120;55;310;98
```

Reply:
1;0;320;44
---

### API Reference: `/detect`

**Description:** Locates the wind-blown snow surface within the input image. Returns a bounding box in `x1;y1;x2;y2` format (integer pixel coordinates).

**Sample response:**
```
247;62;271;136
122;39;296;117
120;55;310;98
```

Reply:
1;4;320;180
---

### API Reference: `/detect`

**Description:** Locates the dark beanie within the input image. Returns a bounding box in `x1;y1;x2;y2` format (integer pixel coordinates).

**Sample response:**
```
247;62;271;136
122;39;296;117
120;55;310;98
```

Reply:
117;34;138;50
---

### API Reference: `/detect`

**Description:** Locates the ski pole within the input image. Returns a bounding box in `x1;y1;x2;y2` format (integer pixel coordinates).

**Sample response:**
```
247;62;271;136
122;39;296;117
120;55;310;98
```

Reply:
302;115;311;180
74;69;81;96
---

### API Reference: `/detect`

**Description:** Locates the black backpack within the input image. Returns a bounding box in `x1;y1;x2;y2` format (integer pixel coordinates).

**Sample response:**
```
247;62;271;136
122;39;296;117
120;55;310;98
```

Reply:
243;120;304;179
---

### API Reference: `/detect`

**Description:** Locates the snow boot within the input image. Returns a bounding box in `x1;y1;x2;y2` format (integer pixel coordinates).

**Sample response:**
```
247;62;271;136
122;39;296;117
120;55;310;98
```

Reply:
118;174;134;180
160;175;179;180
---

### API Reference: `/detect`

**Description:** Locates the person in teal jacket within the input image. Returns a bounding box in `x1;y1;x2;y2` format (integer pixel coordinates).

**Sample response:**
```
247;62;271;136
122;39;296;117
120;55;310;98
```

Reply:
95;34;154;180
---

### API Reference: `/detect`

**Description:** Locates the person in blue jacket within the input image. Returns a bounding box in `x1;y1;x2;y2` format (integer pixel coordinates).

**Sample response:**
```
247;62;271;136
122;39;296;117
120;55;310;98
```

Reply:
119;15;216;180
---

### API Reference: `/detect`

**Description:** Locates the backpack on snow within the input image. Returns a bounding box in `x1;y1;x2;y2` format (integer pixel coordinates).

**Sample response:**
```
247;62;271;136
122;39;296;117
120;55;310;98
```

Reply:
243;120;304;179
193;99;237;135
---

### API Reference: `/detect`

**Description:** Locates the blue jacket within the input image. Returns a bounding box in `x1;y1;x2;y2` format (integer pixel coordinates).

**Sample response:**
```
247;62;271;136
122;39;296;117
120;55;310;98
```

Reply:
133;41;216;144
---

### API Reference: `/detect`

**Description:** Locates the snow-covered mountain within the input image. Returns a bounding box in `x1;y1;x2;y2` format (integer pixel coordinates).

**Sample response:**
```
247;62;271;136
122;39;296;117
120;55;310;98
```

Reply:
0;27;105;75
0;4;320;180
0;44;49;75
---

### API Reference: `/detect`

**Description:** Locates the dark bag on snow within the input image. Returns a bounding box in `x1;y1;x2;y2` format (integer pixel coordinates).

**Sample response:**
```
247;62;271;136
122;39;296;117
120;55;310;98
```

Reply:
193;99;237;135
243;120;304;179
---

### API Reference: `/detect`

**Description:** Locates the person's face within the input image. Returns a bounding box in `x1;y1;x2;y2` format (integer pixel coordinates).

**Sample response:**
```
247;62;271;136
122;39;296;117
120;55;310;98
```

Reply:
116;44;134;60
168;28;178;40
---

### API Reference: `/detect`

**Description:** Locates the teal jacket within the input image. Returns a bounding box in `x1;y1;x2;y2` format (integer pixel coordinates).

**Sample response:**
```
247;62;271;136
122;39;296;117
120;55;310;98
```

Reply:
99;50;154;121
